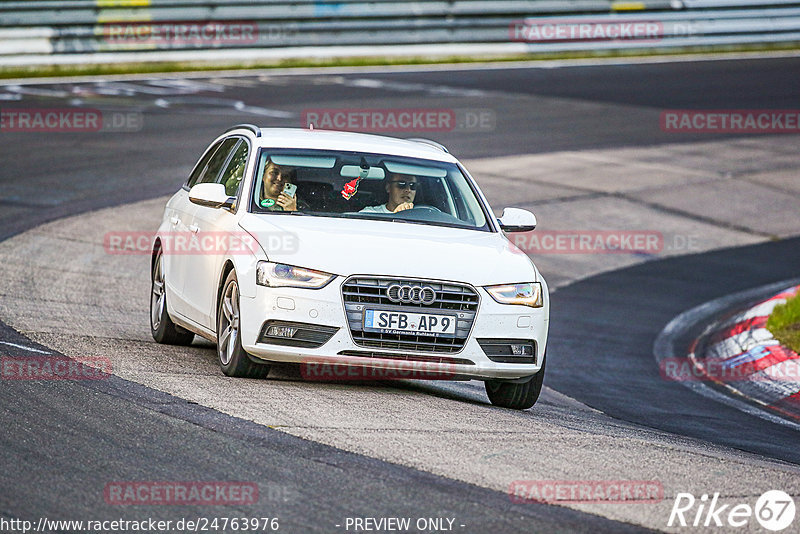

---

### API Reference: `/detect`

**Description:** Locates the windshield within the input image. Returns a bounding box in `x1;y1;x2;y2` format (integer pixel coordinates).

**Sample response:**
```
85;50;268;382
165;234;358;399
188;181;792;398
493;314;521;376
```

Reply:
249;148;490;231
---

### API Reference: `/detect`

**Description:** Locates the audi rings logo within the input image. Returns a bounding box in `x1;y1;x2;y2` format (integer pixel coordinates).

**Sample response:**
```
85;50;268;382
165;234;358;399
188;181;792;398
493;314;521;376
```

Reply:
386;284;437;305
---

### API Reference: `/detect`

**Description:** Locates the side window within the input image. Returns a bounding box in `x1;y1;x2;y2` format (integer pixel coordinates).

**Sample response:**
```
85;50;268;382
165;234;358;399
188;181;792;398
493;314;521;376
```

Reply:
195;138;239;186
186;140;222;188
217;140;249;196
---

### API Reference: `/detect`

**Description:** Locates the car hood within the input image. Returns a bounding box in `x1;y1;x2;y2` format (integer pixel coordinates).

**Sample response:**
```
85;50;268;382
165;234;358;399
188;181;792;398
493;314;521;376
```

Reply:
238;214;538;286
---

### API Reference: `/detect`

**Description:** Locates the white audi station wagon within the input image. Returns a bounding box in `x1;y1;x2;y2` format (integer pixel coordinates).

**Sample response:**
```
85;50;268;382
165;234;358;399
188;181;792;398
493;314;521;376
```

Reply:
151;126;549;409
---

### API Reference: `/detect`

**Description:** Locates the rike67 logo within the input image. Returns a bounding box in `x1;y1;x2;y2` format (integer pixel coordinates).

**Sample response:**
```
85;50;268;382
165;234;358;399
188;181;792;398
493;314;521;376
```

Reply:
668;491;795;531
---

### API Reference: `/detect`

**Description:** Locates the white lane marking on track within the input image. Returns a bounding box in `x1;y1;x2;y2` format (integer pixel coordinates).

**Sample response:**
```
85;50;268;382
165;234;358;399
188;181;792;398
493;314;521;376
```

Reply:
232;101;295;118
0;80;295;119
93;81;204;96
206;77;261;88
331;76;487;97
0;341;51;354
3;85;71;97
150;95;295;117
145;79;227;93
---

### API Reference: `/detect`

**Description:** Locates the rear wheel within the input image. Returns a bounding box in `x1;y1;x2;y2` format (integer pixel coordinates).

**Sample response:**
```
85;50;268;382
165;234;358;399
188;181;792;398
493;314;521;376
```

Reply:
150;250;195;345
217;270;270;378
485;355;546;410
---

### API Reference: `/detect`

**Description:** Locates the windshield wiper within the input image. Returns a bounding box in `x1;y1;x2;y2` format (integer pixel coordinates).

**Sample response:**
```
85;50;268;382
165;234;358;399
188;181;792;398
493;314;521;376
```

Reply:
392;218;435;226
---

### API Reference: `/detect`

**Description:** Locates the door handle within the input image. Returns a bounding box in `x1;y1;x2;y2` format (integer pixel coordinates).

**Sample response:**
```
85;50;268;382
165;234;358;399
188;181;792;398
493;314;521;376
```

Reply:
189;224;200;234
170;216;180;225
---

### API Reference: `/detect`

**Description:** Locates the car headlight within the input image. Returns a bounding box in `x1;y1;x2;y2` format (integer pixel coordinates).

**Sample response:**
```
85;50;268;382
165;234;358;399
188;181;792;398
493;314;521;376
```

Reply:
485;282;544;308
256;261;335;289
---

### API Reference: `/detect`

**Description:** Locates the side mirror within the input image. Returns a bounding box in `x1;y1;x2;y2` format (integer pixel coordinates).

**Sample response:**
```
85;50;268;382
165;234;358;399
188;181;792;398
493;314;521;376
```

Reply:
498;207;537;232
189;183;235;210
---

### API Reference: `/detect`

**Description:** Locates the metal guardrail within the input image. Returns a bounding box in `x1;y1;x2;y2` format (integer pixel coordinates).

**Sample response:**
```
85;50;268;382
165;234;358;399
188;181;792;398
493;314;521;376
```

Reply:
0;0;798;62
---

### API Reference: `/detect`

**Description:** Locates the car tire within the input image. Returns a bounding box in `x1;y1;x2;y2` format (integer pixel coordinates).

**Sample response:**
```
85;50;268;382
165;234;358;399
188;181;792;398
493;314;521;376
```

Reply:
150;250;195;345
484;354;546;410
217;270;270;379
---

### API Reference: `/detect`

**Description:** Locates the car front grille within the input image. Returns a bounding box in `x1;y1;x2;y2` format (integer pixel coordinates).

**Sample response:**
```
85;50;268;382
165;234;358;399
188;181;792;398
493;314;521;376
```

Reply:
341;276;479;353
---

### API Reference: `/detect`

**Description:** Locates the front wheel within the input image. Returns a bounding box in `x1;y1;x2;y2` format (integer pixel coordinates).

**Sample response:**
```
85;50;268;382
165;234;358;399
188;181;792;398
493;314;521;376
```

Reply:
485;355;546;410
217;270;269;379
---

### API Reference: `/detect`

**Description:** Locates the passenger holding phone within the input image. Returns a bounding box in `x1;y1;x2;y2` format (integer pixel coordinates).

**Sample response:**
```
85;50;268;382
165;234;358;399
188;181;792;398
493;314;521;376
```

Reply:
259;160;302;211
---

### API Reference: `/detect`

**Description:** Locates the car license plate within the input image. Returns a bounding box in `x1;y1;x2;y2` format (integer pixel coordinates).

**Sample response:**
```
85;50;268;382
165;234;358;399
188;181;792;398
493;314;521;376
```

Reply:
363;309;457;338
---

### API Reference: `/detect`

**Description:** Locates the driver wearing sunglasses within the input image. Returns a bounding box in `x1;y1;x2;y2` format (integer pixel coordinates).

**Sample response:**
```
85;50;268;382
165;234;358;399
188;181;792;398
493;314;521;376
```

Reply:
359;173;418;214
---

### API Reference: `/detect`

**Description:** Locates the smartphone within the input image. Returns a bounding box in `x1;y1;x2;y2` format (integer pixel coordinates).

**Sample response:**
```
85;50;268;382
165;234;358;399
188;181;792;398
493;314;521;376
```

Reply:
282;183;297;198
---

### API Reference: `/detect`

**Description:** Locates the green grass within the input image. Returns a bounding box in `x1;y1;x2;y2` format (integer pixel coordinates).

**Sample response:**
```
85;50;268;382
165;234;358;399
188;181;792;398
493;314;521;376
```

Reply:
767;291;800;354
1;41;799;80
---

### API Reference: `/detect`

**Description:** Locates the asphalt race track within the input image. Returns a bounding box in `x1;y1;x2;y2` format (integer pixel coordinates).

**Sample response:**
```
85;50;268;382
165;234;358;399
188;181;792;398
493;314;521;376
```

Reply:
549;237;800;462
1;55;799;532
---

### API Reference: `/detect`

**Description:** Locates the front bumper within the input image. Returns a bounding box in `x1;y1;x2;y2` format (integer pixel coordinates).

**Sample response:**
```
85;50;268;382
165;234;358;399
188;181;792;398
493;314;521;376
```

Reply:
240;276;549;380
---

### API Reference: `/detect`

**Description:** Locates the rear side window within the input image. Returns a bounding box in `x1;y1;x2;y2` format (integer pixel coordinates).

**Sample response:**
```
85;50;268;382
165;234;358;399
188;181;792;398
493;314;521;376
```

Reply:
217;140;249;196
187;137;239;188
186;140;221;188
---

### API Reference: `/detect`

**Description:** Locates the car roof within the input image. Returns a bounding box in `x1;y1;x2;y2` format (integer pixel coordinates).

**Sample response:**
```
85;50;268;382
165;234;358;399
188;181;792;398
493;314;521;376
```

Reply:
228;127;458;164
